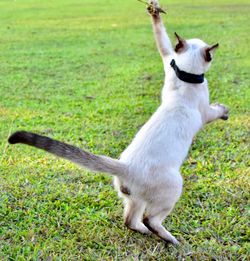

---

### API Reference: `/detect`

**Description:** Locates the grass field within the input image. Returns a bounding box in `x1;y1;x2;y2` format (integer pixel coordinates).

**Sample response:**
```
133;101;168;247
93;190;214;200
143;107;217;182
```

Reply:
0;0;249;259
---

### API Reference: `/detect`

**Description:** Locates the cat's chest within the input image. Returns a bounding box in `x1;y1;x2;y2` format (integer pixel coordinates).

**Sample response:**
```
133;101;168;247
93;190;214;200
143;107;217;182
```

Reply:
120;105;202;169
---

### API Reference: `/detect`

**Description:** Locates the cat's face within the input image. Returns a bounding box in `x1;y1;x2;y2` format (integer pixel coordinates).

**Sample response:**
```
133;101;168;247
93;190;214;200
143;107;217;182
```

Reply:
173;33;219;75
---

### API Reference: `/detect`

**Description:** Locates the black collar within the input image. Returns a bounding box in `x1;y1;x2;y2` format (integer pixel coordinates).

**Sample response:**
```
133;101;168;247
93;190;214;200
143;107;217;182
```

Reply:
170;59;204;84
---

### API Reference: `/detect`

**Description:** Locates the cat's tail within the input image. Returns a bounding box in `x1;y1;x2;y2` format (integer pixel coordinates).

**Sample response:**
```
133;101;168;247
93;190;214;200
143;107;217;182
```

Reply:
8;131;127;177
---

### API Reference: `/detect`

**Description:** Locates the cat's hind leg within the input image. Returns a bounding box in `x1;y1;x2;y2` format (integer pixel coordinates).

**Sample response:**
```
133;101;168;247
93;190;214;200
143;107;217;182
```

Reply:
143;206;179;245
123;197;150;234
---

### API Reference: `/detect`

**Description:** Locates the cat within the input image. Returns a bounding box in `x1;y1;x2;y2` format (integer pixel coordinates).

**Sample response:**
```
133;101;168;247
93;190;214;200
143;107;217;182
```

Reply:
8;0;228;245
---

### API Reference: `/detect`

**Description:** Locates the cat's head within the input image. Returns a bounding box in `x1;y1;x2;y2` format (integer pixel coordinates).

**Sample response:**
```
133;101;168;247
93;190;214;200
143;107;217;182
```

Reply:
173;32;219;75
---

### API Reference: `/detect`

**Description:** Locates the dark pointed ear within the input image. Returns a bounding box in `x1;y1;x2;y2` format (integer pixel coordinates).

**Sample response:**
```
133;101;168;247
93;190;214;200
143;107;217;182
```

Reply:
204;43;219;62
174;32;187;53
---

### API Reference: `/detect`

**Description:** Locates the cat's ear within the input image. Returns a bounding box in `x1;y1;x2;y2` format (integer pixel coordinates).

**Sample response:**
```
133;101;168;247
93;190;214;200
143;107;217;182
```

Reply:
174;32;187;53
204;43;219;62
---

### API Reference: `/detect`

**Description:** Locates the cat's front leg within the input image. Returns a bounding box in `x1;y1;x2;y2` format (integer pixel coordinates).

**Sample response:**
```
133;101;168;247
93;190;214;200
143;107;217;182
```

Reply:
205;103;229;124
148;0;173;58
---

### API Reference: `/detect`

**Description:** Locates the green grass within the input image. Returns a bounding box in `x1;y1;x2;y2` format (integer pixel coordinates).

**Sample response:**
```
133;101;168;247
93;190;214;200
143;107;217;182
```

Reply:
0;0;249;259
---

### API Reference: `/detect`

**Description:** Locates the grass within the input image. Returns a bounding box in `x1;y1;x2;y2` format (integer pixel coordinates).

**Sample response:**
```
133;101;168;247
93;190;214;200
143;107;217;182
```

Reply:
0;0;249;259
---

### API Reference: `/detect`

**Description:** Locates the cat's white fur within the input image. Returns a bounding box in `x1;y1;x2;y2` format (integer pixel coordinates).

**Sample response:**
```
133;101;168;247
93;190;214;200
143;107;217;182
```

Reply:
9;0;229;245
113;0;228;244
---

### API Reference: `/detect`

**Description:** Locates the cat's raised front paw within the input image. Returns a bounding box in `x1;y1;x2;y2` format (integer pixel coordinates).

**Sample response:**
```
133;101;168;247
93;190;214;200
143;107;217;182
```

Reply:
147;0;166;17
211;103;229;120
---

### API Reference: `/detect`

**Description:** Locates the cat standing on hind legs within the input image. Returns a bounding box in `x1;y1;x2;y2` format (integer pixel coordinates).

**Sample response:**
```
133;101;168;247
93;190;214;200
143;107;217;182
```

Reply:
8;0;229;245
115;0;229;244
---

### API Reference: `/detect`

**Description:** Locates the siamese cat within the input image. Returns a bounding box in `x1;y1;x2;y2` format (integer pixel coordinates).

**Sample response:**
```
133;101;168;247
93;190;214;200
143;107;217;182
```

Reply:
8;0;228;245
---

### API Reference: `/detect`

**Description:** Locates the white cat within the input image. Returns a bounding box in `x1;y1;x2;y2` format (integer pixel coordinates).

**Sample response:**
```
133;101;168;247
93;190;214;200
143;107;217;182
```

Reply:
8;0;228;245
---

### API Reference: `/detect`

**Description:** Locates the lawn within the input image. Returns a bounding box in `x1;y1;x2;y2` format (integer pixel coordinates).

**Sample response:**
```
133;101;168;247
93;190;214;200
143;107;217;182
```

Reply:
0;0;249;259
